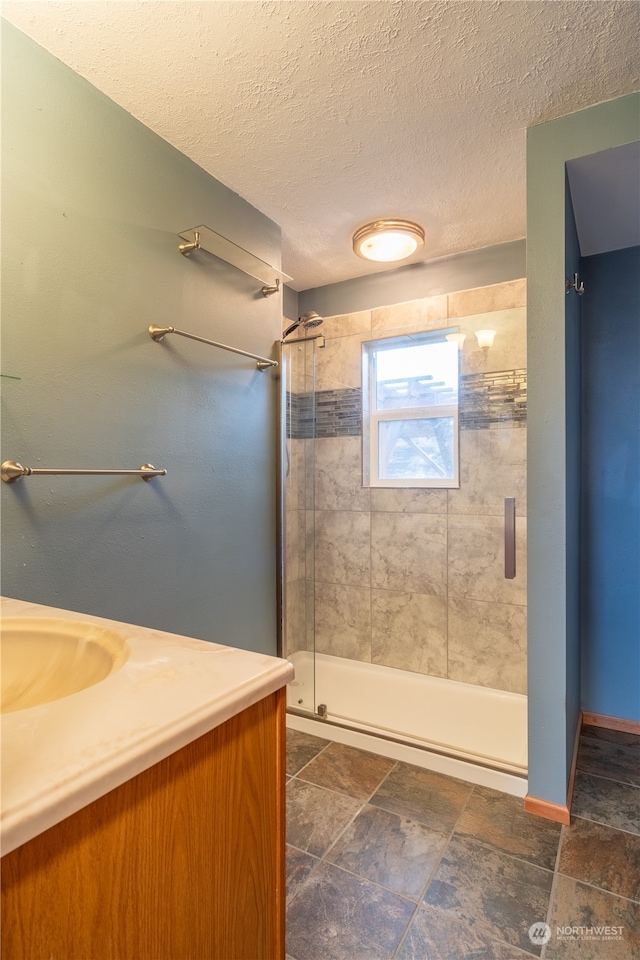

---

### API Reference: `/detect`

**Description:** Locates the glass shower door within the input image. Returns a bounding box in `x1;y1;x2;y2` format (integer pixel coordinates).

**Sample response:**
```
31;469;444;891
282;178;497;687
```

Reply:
282;336;317;715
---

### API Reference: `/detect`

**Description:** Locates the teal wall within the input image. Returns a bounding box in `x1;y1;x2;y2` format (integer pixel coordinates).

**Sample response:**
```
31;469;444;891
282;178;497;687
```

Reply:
581;246;640;721
1;22;282;654
298;239;526;318
527;93;640;805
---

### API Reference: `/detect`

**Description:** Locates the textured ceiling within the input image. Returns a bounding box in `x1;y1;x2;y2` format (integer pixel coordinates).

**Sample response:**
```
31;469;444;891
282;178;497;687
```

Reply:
3;1;639;290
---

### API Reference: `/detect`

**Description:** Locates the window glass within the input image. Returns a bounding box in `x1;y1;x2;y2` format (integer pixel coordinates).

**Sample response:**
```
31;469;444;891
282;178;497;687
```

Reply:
363;331;459;488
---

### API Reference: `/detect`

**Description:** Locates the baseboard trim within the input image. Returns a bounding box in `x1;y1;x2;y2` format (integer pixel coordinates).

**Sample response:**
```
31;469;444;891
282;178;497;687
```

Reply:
523;795;570;825
524;711;582;825
581;712;640;735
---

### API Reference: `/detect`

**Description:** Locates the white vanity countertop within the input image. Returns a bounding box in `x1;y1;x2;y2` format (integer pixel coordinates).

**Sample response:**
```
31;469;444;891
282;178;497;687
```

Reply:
1;596;294;856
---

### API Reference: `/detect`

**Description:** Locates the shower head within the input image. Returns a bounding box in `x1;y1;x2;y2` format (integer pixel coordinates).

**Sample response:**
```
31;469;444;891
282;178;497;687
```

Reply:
301;311;323;330
282;311;324;340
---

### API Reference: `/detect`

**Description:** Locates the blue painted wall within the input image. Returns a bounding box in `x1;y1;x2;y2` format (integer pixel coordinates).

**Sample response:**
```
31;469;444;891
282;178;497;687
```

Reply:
581;245;640;721
298;240;526;318
1;22;282;655
527;93;639;805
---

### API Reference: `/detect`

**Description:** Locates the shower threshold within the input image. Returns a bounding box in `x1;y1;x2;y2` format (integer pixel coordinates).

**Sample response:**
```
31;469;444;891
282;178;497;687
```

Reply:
286;651;528;797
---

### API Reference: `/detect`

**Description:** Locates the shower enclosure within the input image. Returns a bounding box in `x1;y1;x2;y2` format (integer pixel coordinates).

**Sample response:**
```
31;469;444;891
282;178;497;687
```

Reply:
281;282;528;790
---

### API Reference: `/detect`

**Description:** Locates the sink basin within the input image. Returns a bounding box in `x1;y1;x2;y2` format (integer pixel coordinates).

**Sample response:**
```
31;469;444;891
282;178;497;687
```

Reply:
1;617;130;714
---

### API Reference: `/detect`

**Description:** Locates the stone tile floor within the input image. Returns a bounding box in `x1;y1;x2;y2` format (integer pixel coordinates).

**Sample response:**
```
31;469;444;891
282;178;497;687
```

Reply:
285;725;640;959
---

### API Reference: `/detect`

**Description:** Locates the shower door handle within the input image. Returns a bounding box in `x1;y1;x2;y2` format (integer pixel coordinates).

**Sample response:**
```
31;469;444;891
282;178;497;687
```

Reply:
504;498;516;579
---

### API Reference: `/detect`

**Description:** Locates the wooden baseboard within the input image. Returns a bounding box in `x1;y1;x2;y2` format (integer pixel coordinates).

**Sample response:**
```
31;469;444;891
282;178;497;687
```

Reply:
524;711;582;826
523;795;570;825
581;712;640;736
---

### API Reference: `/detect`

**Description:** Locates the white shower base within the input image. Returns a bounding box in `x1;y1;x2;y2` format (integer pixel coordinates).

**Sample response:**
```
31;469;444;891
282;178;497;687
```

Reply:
286;650;528;797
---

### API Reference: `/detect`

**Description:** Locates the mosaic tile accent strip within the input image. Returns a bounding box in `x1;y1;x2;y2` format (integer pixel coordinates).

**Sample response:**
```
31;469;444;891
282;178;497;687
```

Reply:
460;369;527;430
287;388;362;438
287;370;526;437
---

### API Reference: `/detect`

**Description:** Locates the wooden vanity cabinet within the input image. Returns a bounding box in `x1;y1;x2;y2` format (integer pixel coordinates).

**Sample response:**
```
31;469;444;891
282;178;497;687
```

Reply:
1;688;286;960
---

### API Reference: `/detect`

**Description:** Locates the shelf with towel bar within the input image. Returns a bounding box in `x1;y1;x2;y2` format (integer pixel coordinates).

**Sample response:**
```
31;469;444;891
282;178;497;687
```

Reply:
178;225;292;296
148;325;278;370
1;462;166;484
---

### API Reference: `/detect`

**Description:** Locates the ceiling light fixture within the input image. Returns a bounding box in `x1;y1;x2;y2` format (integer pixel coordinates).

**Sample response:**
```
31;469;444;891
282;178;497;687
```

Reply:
352;219;425;262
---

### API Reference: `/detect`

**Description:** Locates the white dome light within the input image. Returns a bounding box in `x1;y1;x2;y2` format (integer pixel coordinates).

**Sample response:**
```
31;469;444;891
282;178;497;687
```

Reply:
352;219;425;262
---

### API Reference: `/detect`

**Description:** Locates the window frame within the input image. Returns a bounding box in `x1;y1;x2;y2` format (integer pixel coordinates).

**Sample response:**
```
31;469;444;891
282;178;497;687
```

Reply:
362;329;460;489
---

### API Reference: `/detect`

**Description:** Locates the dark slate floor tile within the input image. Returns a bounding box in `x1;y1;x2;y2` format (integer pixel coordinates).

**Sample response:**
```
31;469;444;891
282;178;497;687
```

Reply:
454;786;561;871
297;742;395;800
577;736;640;786
545;874;640;959
558;817;640;902
285;861;415;960
286;778;362;858
572;771;640;835
396;904;539;959
423;834;553;956
286;844;319;903
286;728;330;776
369;761;473;833
582;725;640;747
325;802;448;900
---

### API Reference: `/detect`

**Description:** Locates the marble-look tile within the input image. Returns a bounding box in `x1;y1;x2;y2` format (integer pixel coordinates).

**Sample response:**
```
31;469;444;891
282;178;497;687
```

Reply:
297;742;395;801
581;725;640;747
448;424;527;516
304;578;315;651
371;590;447;677
314;437;369;512
303;509;315;580
447;598;527;694
326;802;449;899
315;582;371;662
370;486;447;514
577;736;640;786
397;904;539;959
315;333;365;390
320;309;371;340
286;729;330;777
371;512;447;596
454;786;561;870
447;280;526;319
423;834;553;956
559;816;640;902
545;874;640;959
286;860;415;960
286;844;319;902
303;438;314;510
284;579;305;658
372;295;449;332
284;438;306;510
314;510;370;586
286;778;362;858
370;762;473;833
285;508;301;583
572;772;640;835
447;514;527;606
283;339;307;394
454;307;526;377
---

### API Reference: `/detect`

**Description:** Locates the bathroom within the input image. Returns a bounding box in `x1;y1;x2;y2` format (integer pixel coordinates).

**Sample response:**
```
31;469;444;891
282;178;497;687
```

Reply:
1;3;639;959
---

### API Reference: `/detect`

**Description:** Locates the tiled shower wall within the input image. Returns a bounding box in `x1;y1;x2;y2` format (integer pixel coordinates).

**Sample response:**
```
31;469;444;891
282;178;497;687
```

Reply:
284;279;527;695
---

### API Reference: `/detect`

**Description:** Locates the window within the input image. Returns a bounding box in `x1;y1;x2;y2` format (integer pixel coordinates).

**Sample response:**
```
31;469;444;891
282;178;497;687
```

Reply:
363;330;459;488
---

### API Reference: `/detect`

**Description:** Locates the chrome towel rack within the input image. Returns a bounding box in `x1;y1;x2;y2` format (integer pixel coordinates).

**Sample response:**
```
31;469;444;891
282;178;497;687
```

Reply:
1;461;166;484
148;325;278;370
